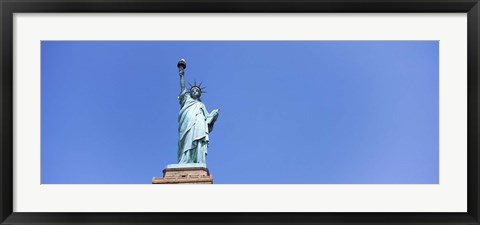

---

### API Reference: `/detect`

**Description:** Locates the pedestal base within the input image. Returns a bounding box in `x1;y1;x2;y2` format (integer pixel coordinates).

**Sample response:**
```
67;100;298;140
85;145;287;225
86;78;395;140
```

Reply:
152;164;213;184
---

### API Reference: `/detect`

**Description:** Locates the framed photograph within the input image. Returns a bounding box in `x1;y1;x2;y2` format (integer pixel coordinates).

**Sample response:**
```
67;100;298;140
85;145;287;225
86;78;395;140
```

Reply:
1;0;479;224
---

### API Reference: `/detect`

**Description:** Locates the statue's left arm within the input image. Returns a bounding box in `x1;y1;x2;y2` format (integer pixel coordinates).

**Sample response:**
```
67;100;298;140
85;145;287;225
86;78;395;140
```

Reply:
207;109;220;132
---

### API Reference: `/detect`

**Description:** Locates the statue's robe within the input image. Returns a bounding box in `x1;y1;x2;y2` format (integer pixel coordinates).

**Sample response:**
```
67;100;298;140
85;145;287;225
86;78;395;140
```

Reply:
177;89;209;163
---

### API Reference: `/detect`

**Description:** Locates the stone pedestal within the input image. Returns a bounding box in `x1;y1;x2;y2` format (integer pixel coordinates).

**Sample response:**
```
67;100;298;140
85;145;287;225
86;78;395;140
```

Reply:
152;163;213;184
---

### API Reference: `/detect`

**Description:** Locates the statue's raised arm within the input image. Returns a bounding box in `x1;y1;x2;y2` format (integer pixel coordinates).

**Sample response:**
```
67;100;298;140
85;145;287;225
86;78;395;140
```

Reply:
178;59;187;93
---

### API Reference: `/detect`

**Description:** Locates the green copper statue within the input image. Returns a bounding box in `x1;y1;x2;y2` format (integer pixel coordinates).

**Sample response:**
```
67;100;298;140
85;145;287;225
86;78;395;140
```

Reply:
177;59;219;164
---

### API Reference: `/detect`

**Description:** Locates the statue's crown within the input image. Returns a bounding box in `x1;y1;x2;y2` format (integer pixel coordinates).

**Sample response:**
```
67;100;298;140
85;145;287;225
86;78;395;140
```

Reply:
187;80;207;94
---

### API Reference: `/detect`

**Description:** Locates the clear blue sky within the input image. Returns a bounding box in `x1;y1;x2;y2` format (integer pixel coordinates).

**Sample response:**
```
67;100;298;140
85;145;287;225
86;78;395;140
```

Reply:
41;41;439;184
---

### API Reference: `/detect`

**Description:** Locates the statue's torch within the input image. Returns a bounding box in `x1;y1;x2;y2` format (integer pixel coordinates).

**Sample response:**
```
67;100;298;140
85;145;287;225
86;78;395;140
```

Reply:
177;59;187;76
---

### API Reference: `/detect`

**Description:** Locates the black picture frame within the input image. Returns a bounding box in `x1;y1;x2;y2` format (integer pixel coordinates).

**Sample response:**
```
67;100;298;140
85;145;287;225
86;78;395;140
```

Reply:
1;0;479;224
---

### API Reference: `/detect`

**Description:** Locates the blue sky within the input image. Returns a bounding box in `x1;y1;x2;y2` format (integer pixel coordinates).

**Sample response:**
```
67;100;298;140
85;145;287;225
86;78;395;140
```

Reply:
41;41;439;184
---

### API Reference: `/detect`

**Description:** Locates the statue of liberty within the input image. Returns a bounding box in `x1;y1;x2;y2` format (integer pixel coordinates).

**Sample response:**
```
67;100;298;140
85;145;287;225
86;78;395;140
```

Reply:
176;59;219;164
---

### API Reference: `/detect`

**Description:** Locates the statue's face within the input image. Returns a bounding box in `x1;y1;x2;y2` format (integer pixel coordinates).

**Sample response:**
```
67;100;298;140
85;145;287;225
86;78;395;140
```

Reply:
190;87;201;99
